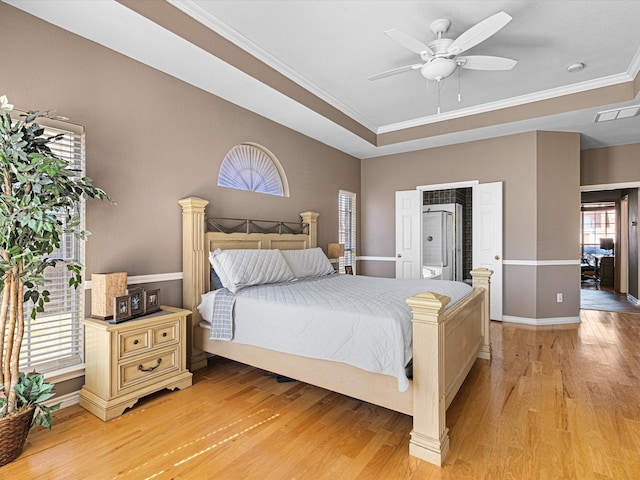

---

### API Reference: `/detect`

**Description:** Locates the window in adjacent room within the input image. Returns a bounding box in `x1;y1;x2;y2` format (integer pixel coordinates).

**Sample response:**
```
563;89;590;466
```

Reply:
20;119;86;374
218;143;289;197
581;202;616;256
338;190;357;274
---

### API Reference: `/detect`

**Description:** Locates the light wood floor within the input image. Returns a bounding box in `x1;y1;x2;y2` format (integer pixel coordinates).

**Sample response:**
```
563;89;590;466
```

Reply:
4;309;640;479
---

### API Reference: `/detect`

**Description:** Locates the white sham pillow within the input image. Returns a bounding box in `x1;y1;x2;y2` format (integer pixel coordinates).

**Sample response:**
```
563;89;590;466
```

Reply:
280;247;335;279
208;248;295;293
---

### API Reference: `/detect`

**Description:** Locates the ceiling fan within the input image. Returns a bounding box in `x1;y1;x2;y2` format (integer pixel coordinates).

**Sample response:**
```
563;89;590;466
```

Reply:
369;11;518;85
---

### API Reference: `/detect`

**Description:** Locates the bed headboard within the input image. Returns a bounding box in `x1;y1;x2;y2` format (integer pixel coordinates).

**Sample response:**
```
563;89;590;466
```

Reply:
178;196;318;367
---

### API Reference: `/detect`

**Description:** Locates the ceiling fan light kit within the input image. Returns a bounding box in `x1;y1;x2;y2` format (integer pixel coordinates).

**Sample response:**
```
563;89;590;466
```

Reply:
370;11;518;113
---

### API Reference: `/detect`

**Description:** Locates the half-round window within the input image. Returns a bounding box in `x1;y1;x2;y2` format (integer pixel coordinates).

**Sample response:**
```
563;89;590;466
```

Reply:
217;143;289;197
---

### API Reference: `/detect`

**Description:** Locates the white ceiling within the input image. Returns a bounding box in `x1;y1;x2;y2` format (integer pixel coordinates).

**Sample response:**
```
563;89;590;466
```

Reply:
7;0;640;159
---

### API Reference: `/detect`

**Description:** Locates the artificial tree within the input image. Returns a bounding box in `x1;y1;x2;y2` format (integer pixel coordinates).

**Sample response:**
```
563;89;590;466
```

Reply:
0;94;111;429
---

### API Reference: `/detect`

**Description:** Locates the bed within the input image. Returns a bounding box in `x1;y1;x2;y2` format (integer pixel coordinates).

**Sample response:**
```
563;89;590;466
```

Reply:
179;197;491;466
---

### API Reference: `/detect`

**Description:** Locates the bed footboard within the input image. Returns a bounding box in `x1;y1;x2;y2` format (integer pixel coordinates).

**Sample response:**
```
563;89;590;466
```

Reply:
406;268;491;466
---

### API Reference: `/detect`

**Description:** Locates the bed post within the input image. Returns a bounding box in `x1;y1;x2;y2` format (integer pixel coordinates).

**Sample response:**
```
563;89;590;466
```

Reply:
299;211;318;248
405;292;451;466
178;197;209;371
470;267;492;360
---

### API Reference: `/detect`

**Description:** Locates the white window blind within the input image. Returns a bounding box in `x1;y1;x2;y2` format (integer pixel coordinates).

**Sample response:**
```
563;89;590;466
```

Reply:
338;190;356;274
20;120;86;373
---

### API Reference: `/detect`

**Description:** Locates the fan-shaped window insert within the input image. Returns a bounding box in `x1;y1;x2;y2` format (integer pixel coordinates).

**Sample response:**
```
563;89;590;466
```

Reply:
218;143;289;197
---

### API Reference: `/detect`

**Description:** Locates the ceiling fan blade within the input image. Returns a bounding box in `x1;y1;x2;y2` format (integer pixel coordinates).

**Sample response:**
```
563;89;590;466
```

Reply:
384;29;434;57
447;11;512;55
368;63;423;81
458;55;517;70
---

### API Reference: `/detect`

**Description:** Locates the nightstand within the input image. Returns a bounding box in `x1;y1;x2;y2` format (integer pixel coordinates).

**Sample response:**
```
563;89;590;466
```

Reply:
79;305;193;421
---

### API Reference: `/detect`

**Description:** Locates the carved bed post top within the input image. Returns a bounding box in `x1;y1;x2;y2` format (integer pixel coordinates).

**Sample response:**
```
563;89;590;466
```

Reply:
299;211;319;248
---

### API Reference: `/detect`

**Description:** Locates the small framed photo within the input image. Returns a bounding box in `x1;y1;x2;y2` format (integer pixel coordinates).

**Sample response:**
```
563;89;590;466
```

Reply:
144;289;161;314
128;288;145;317
113;295;131;323
345;265;354;275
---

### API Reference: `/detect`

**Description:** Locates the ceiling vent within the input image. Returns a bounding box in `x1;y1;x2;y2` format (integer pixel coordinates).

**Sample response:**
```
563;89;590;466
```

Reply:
594;105;640;123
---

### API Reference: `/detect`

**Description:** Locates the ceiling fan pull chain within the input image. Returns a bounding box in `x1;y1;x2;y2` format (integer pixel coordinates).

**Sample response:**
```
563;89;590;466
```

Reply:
437;79;442;114
457;67;462;102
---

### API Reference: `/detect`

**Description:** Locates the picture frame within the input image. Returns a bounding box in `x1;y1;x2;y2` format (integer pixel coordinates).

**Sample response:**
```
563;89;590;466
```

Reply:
113;295;131;323
128;287;145;317
345;265;353;275
144;289;161;314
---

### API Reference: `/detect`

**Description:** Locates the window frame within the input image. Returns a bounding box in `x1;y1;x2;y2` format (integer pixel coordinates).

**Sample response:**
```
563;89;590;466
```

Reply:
16;118;87;375
338;190;357;274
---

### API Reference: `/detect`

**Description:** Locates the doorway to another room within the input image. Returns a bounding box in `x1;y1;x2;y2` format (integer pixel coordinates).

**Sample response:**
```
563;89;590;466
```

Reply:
580;194;640;312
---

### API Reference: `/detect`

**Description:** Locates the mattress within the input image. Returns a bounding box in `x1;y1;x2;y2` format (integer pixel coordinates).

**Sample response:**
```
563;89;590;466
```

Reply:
198;274;472;392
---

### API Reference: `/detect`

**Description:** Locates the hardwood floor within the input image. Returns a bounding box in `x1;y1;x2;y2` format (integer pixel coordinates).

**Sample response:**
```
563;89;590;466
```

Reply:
4;309;640;479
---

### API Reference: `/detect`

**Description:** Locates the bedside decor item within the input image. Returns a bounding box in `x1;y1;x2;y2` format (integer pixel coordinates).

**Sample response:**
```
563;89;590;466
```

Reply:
127;287;145;317
144;289;161;314
327;242;345;272
0;95;112;462
113;295;132;323
109;288;162;323
327;242;345;260
91;272;128;319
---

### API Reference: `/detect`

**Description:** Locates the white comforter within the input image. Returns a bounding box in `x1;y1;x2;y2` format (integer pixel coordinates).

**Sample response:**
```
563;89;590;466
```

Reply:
198;274;472;392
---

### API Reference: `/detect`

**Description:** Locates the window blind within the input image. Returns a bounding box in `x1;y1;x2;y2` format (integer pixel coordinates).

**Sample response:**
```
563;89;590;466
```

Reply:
19;119;86;373
338;190;356;274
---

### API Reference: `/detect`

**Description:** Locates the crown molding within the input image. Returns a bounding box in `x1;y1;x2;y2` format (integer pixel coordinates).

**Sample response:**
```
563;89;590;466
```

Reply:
377;72;635;134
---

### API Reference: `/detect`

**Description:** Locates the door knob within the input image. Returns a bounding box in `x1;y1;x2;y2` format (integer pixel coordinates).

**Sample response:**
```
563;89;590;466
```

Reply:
495;255;501;260
397;253;402;258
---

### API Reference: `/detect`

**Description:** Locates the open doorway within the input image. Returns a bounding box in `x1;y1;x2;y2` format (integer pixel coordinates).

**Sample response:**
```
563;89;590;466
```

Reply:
580;188;640;311
396;180;503;320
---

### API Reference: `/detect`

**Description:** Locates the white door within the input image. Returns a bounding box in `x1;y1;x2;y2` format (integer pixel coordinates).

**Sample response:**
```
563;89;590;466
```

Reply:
473;182;503;320
395;190;422;279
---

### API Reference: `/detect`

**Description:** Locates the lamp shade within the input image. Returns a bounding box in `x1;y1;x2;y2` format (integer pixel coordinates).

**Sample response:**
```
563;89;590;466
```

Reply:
328;242;345;259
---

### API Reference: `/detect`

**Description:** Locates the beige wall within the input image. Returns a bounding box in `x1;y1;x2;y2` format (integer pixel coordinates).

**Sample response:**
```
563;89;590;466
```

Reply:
535;132;581;317
360;130;581;321
581;143;640;186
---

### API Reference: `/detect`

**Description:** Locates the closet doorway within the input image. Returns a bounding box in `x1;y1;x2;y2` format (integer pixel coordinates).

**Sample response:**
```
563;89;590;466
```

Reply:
395;180;503;320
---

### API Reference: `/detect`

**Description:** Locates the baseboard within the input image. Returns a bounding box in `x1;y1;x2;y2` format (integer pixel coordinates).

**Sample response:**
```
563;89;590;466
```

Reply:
44;391;80;410
502;315;581;326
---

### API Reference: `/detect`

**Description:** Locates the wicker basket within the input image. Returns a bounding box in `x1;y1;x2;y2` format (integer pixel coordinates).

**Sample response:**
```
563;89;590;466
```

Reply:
0;407;35;467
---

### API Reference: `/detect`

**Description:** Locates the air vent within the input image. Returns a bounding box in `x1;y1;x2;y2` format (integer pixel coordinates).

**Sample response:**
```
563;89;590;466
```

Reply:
594;105;640;123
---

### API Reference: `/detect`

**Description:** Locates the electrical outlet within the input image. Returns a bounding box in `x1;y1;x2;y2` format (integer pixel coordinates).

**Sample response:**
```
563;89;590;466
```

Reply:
557;293;563;303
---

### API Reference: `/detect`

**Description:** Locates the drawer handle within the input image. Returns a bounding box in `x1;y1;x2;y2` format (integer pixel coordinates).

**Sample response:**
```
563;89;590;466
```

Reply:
133;339;139;345
138;358;162;372
162;332;167;337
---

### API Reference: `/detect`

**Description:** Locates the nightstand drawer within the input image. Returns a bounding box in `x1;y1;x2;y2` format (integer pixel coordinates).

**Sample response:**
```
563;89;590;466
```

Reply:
152;320;178;347
118;328;150;358
118;348;179;392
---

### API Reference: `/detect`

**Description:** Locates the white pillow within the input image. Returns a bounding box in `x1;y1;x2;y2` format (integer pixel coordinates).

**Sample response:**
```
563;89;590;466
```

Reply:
280;247;335;279
208;249;295;293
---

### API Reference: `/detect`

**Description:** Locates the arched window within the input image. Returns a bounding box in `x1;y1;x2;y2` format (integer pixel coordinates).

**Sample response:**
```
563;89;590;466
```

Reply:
217;143;289;197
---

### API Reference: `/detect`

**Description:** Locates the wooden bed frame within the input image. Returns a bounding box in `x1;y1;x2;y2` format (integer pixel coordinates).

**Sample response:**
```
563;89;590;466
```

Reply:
179;197;491;466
